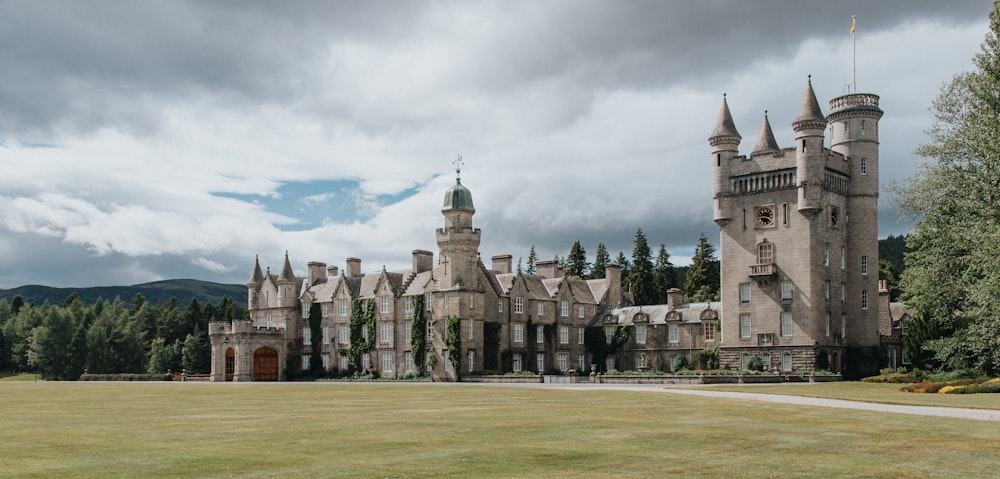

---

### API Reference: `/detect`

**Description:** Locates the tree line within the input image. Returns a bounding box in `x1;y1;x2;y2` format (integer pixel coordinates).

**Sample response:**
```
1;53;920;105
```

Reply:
518;229;721;306
0;293;246;380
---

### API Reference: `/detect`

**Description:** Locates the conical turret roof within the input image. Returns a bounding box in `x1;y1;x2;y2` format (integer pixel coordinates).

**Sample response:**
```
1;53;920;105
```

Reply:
709;95;741;141
793;77;826;125
752;112;780;154
248;255;265;284
278;251;296;282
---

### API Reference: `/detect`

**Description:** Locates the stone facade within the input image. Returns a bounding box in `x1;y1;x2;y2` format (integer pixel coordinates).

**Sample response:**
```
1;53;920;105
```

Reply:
710;80;884;376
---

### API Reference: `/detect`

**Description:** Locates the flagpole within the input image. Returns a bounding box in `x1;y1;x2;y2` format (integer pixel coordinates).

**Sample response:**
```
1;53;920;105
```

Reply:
852;15;856;93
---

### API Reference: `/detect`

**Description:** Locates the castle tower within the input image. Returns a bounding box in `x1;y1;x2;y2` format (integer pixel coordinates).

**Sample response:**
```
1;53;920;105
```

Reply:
827;92;883;349
275;251;298;308
248;255;264;309
436;158;482;290
712;79;882;376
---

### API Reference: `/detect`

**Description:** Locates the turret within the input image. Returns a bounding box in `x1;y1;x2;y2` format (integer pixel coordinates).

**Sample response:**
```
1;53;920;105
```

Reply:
436;158;482;290
709;95;741;227
248;255;264;309
276;251;297;307
792;77;827;216
751;111;780;156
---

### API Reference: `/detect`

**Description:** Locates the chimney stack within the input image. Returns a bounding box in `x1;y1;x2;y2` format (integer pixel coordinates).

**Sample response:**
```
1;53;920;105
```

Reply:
492;254;512;274
346;257;362;277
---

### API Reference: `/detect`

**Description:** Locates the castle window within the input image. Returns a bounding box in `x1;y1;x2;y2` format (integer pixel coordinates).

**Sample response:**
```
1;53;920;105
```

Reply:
426;293;433;312
303;304;309;318
468;319;474;340
578;305;585;319
339;325;348;345
826;312;831;337
743;209;747;229
781;281;793;302
323;327;330;345
825;281;831;302
781;312;793;337
637;353;646;369
536;353;545;372
405;323;411;340
823;243;830;266
339;299;348;317
861;120;866;134
762;353;771;370
405;300;412;314
302;356;310;370
802;139;807;153
560;325;569;344
841;283;846;303
379;322;391;344
469;295;474;309
861;256;869;275
782;353;792;372
498;299;503;313
513;353;523;372
841;247;846;269
405;352;414;373
322;354;330;370
379;295;389;314
514;296;524;314
842;313;848;339
704;322;716;341
381;353;393;374
757;241;774;264
739;283;751;304
668;324;679;343
427;321;433;340
716;154;721;167
266;314;273;329
862;290;869;310
843;120;849;135
322;304;329;317
606;356;615;372
861;158;868;176
782;203;789;226
636;325;647;344
578;327;585;345
468;350;475;373
513;323;524;343
558;352;568;372
739;314;751;339
560;300;569;317
538;303;545;316
536;325;544;344
578;354;586;371
303;327;311;345
604;325;614;344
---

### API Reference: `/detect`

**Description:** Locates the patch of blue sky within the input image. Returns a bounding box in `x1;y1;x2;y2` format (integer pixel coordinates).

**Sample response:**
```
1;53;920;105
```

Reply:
214;179;421;231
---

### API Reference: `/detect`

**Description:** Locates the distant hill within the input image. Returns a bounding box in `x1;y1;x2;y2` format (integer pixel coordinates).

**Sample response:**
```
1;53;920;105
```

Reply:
0;279;246;307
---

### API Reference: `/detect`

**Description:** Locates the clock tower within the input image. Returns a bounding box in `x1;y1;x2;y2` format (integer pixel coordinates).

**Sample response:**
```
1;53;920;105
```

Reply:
711;80;883;377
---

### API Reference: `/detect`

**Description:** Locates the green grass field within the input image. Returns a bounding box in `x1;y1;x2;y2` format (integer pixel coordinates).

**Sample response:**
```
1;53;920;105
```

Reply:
700;382;1000;410
2;382;998;478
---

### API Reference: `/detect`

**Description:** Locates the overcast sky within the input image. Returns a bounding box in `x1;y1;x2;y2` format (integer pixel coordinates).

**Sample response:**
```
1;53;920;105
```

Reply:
0;0;992;288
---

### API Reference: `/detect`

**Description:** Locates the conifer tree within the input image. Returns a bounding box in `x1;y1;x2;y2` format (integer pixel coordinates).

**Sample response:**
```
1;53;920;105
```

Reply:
684;234;720;302
653;244;676;303
566;241;589;278
627;228;655;305
526;245;537;274
590;243;610;279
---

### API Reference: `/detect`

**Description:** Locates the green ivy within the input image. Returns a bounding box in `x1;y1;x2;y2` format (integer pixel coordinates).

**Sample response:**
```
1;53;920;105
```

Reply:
409;295;426;377
346;298;376;372
584;325;632;372
308;303;323;373
445;315;462;380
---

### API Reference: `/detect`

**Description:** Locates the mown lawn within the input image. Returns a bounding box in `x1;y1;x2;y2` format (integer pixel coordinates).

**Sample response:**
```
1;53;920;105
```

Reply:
2;382;998;478
699;381;1000;410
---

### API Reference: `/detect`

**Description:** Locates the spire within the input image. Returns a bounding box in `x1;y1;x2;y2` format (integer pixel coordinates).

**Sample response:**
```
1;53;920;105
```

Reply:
709;94;741;141
752;111;780;154
443;156;475;213
793;76;826;127
248;255;264;284
278;251;296;282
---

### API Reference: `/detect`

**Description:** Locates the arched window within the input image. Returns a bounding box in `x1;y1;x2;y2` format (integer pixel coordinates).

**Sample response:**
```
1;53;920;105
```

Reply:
757;241;774;265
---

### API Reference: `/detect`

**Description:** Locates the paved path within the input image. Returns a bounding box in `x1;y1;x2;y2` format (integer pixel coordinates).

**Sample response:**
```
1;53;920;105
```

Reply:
463;382;1000;422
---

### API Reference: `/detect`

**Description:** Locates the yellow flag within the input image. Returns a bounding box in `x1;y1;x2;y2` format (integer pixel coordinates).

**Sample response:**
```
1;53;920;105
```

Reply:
851;16;856;35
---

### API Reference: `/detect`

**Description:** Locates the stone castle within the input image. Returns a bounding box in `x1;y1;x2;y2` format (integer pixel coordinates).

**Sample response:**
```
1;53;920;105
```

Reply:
208;80;906;381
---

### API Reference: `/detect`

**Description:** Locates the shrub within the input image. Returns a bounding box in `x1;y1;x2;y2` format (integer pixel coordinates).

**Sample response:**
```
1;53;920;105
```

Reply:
79;373;172;381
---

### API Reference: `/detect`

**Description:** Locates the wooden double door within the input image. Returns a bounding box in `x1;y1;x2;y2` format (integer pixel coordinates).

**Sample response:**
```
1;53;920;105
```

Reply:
253;348;279;381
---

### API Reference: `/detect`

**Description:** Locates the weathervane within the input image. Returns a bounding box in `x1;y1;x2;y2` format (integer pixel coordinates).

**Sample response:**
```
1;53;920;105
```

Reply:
454;154;464;182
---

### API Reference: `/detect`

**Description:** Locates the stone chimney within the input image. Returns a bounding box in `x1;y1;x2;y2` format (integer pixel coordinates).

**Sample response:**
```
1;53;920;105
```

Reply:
605;263;623;308
307;261;327;285
878;280;892;336
492;254;513;274
412;250;433;274
535;259;563;278
327;265;339;277
666;288;684;309
346;257;362;277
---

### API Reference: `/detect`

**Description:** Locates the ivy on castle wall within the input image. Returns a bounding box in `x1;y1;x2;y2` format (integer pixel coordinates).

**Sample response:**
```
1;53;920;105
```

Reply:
584;325;632;372
345;298;376;372
308;302;323;372
409;295;427;376
445;315;462;380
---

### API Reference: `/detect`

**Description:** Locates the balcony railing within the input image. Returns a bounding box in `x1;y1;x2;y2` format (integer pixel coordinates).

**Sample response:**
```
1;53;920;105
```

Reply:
749;263;776;277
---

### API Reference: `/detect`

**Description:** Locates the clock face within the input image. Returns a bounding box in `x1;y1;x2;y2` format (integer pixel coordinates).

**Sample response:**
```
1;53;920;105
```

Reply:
756;207;774;226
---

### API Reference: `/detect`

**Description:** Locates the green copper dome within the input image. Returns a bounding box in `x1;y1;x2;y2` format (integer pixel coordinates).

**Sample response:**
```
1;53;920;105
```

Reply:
442;179;475;212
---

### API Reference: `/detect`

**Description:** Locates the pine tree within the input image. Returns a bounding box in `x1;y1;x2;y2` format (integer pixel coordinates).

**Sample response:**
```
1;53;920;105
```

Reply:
526;246;537;275
653;244;676;303
627;228;655;305
684;234;720;302
590;243;610;279
566;241;589;278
